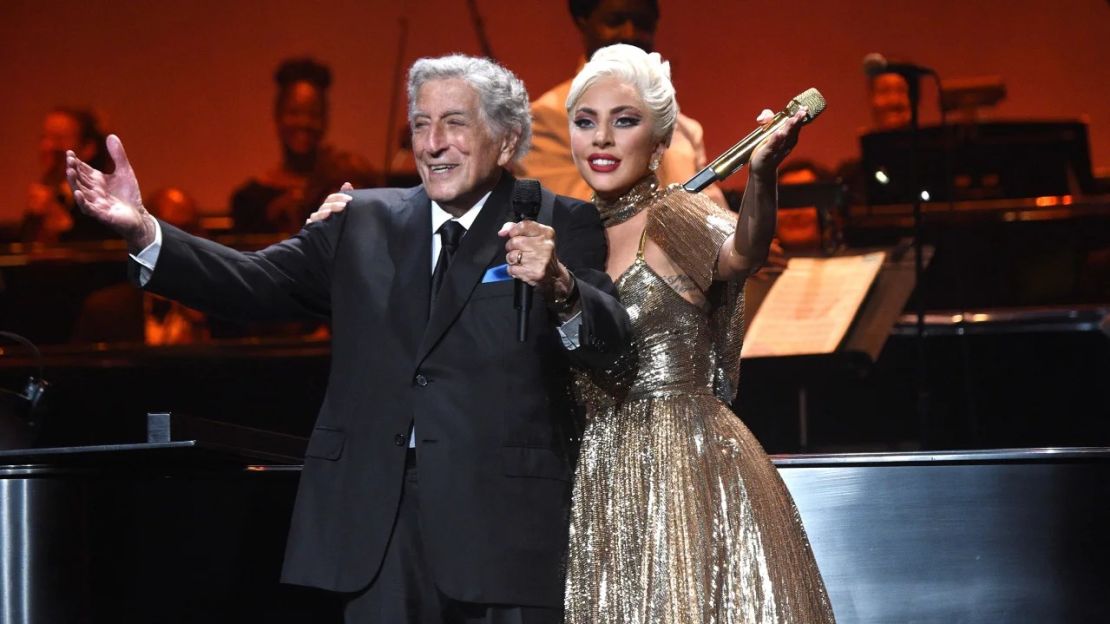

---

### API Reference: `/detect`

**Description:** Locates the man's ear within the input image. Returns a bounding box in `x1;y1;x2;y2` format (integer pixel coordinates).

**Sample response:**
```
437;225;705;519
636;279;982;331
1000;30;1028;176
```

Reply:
496;131;521;168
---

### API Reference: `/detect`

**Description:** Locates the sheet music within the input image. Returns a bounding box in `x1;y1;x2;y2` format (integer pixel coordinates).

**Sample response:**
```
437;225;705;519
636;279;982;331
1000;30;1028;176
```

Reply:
741;252;886;358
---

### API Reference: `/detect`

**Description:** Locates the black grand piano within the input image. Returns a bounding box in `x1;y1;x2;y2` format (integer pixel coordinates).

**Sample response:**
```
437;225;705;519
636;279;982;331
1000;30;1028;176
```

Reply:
0;439;1107;623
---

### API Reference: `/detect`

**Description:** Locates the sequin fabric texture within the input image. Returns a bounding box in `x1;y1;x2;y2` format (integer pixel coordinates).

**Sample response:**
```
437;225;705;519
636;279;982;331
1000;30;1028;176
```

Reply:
567;182;836;624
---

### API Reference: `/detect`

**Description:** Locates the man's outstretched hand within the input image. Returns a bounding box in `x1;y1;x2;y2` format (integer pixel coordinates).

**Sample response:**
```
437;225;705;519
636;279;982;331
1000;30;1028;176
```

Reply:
66;134;156;251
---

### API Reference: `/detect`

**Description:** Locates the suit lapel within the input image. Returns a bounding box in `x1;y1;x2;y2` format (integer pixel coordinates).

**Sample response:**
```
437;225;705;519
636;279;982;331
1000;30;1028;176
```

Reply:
391;187;432;352
416;172;515;363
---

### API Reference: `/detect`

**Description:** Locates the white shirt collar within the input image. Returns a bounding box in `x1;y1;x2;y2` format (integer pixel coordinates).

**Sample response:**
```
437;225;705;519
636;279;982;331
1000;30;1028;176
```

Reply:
430;191;491;235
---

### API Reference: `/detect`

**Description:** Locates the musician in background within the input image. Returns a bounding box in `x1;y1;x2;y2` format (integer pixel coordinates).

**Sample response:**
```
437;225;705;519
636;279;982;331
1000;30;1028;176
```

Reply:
19;107;113;243
517;0;729;209
835;71;914;204
869;73;912;132
229;57;379;234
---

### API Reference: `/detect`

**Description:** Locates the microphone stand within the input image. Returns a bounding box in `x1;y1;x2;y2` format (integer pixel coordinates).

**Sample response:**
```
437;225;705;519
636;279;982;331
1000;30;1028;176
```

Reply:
465;0;496;60
906;72;930;448
382;15;409;184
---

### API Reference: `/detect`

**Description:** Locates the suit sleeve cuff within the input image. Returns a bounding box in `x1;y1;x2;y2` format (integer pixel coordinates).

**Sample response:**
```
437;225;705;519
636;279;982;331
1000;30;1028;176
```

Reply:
129;219;163;286
557;311;583;351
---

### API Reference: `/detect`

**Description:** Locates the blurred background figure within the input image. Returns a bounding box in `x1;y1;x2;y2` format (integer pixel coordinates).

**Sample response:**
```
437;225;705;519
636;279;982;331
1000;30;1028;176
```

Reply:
229;57;379;234
518;0;728;208
148;187;204;236
777;159;835;255
572;0;657;56
834;70;915;205
19;107;113;243
72;187;211;346
868;73;912;132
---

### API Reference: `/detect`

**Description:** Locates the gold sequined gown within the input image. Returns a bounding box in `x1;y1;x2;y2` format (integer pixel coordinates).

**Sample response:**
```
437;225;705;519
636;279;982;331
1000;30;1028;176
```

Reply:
566;178;835;624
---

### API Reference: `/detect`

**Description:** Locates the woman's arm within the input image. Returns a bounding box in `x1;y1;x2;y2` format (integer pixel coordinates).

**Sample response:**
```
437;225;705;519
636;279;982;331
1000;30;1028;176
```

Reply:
716;108;807;282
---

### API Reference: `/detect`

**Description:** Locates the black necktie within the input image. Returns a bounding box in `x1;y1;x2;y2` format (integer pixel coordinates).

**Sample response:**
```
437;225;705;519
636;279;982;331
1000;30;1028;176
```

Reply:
430;220;465;309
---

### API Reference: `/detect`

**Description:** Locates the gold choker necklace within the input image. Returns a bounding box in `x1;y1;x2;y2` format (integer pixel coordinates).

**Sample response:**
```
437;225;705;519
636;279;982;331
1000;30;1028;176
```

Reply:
594;175;660;227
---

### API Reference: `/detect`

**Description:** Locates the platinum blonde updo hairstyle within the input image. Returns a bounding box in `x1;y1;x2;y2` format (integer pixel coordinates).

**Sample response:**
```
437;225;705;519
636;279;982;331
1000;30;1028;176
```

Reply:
408;54;532;162
565;43;679;144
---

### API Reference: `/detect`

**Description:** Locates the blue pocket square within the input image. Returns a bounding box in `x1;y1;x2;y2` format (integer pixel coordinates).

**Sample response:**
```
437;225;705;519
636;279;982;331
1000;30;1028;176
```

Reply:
481;264;512;283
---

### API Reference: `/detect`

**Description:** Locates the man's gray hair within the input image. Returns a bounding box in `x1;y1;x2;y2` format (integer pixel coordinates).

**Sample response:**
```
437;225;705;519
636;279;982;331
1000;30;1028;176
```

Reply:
407;54;532;162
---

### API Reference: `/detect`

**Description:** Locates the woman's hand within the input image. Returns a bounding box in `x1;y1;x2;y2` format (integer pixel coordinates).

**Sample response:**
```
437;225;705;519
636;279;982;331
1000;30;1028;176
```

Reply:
748;107;807;181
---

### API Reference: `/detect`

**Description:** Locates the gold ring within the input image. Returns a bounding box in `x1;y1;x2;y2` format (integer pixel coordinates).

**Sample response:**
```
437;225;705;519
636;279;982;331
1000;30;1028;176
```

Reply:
514;251;524;265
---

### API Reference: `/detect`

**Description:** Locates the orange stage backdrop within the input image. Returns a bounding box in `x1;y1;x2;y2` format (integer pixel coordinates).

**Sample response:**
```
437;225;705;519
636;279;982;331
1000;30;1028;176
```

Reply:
2;0;1108;222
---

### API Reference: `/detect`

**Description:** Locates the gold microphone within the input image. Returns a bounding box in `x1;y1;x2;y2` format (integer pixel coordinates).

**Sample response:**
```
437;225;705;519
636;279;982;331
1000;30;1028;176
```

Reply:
684;88;827;192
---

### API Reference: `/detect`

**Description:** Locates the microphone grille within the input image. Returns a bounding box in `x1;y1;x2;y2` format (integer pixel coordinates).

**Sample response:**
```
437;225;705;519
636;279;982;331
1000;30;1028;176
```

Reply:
512;178;542;219
791;88;827;123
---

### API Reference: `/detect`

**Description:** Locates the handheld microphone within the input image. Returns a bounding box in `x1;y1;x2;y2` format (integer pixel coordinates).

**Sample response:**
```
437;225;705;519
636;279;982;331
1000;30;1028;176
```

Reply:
862;52;936;78
511;179;541;343
683;88;826;193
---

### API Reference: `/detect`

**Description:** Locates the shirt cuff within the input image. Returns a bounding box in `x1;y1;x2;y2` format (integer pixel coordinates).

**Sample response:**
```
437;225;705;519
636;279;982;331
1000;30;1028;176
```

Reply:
129;220;163;287
557;311;583;351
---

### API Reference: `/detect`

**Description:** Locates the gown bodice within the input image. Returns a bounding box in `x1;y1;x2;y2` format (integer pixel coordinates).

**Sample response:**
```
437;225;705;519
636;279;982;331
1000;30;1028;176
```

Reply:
581;239;720;409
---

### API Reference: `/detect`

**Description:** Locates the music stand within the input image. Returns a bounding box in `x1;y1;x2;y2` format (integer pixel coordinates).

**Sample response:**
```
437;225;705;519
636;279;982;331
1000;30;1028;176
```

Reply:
740;241;926;451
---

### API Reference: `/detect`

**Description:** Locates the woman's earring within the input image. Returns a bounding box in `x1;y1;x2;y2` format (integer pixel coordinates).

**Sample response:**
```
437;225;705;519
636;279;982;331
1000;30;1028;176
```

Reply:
649;154;661;172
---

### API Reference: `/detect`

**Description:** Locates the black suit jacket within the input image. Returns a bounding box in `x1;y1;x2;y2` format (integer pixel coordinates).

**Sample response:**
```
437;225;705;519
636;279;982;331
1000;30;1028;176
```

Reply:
142;172;629;606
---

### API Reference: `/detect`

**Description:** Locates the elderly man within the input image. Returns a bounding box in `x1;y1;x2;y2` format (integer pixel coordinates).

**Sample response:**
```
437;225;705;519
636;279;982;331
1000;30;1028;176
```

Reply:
67;55;629;623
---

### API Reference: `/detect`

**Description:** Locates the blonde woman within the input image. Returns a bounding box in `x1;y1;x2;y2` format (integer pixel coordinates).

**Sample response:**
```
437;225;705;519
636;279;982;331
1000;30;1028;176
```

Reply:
559;44;835;623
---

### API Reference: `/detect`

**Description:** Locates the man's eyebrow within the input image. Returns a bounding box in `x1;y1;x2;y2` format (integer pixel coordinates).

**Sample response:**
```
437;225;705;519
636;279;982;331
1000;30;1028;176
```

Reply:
411;110;470;120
